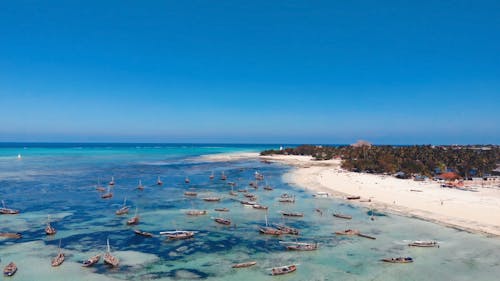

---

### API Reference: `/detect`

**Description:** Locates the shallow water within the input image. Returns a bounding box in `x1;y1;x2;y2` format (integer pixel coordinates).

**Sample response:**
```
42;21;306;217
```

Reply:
0;144;499;281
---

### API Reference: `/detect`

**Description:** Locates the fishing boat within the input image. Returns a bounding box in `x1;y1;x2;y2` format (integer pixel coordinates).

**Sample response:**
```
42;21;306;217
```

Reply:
184;191;198;197
281;241;318;251
264;181;273;191
313;191;329;198
346;195;361;200
203;197;221;202
134;229;154;237
244;193;256;198
101;186;113;199
3;262;17;276
214;217;231;225
45;215;57;235
51;240;65;267
109;176;115;186
237;188;248;193
408;241;439;248
280;211;303;217
381;257;413;263
240;200;256;207
271;264;297;276
126;208;140;225
82;254;101;267
273;224;299;235
215;207;229;212
254;171;264;180
335;229;360;235
252;204;268;210
209;171;215;180
104;239;119;267
259;214;282;235
0;201;19;215
160;230;196;240
115;198;129;215
229;186;238;196
185;209;207;216
249;181;258;188
156;176;163;186
333;213;352;220
137;180;144;190
220;171;227;181
185;177;190;184
232;261;257;268
0;232;22;239
278;196;295;203
96;178;105;192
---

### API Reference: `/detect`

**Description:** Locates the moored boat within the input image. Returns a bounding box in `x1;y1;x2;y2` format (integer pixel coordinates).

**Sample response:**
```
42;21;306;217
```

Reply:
335;229;360;235
156;176;163;186
381;257;413;263
45;215;57;235
203;197;221;202
282;241;318;251
408;241;439;248
3;262;17;276
137;179;144;190
115;198;129;215
185;209;207;216
280;211;303;217
82;254;101;267
271;264;297;276
184;191;197;197
104;239;119;267
51;240;65;267
101;186;113;199
126;208;140;225
215;207;229;212
134;229;154;237
346;195;361;200
252;204;268;210
273;224;299;235
333;213;352;220
160;230;196;240
0;201;19;215
220;171;227;181
214;217;231;225
232;261;257;268
209;171;215;180
240;200;256;207
109;176;115;186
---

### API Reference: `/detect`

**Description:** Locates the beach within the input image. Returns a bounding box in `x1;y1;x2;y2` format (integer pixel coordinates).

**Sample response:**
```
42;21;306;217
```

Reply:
257;154;500;237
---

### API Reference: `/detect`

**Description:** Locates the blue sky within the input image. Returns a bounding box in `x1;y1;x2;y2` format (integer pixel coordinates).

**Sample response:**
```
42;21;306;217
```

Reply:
0;0;499;144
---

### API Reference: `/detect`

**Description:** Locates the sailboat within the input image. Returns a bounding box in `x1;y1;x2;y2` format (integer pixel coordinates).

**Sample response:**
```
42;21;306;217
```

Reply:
281;241;318;251
160;230;196;240
185;177;190;184
220;171;227;181
137;179;144;190
0;200;19;215
115;198;129;215
96;178;106;192
82;254;101;267
259;214;282;235
209;171;215;180
156;176;163;186
104;238;119;267
101;186;113;199
109;176;115;186
270;264;297;275
45;215;57;235
126;207;140;225
51;239;65;267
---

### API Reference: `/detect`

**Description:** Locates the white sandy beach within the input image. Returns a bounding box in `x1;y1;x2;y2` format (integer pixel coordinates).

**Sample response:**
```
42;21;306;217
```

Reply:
205;152;500;236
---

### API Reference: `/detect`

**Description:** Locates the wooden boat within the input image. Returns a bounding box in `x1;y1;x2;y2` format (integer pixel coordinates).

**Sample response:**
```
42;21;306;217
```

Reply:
237;189;248;193
282;241;318;251
82;254;101;267
346;195;361;200
273;224;299;235
280;211;303;217
252;204;268;210
0;201;19;215
203;197;221;202
184;191;198;197
260;214;282;235
137;180;144;190
335;229;360;235
160;230;196;240
134;229;154;237
96;178;105;192
271;264;297;276
240;200;256;207
229;187;238;196
115;198;129;215
3;262;17;276
232;261;257;268
278;197;295;203
244;193;256;198
0;232;22;239
185;177;190;184
101;186;113;199
215;208;229;212
45;215;57;235
209;171;215;180
126;208;140;225
214;217;231;225
381;257;413;263
254;171;264;180
51;240;65;267
280;193;292;198
408;241;439;248
264;183;273;191
109;176;115;186
333;213;352;220
156;176;163;186
185;209;207;216
104;239;119;267
220;172;227;181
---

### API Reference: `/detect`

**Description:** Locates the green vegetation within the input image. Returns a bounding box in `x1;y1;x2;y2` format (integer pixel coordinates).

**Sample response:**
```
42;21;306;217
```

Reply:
261;144;500;178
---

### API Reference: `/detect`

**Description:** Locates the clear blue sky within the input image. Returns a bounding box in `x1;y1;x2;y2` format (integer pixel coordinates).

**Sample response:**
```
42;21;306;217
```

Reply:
1;0;499;144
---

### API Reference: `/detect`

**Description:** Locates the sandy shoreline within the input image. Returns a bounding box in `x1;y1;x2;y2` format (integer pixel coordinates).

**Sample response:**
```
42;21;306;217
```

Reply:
205;152;500;237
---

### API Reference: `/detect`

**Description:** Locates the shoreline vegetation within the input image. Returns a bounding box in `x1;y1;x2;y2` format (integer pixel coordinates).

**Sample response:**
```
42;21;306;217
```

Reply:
199;144;500;236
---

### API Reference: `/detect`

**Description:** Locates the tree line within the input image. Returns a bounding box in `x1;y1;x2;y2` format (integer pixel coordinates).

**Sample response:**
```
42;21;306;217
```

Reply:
261;144;500;178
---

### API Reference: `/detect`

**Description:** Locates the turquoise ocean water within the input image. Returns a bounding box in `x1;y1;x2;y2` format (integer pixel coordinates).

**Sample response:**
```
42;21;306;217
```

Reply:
0;143;499;281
